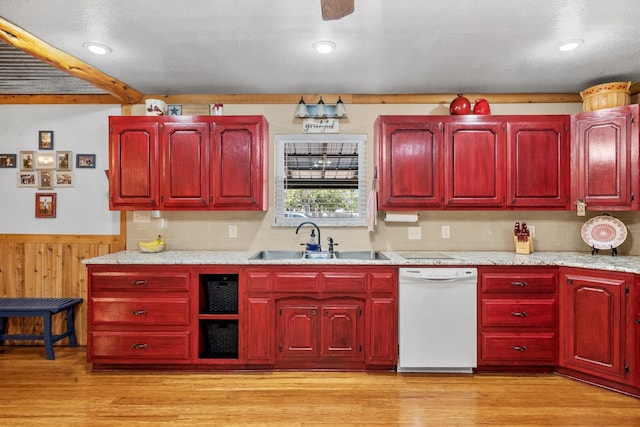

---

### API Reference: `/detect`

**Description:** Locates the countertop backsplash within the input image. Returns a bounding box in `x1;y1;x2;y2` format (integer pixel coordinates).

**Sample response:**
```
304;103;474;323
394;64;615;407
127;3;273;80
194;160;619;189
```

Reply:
125;209;640;256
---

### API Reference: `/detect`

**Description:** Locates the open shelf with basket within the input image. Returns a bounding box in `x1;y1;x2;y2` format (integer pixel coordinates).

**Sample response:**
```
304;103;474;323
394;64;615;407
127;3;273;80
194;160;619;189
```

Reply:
198;273;240;360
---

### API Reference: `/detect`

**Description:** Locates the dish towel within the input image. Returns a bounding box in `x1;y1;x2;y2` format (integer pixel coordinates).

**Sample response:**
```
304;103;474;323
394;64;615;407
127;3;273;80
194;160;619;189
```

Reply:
367;189;377;232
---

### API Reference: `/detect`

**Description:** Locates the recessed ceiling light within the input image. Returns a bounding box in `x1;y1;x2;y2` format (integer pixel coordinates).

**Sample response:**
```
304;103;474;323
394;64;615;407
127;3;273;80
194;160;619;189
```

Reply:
83;42;112;55
313;41;336;54
558;39;583;52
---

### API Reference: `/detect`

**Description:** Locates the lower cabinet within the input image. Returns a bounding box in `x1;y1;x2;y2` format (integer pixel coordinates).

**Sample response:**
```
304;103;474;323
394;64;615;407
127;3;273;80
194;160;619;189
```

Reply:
244;266;397;370
477;267;558;369
558;267;636;390
87;265;397;371
88;266;192;365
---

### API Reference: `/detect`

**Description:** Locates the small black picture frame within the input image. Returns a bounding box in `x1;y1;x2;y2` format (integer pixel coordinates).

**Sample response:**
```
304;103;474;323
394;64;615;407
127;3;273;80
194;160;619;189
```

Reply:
76;153;96;168
39;130;54;150
0;153;17;168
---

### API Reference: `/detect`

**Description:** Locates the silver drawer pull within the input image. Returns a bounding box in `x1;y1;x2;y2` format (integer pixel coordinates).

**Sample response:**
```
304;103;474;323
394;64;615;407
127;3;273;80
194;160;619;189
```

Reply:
131;280;148;285
511;311;528;318
131;310;148;315
131;343;148;350
511;281;528;287
511;345;528;352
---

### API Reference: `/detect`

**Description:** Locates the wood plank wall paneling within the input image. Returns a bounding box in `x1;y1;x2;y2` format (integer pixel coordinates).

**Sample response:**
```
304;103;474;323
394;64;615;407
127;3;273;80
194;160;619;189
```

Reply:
0;233;125;346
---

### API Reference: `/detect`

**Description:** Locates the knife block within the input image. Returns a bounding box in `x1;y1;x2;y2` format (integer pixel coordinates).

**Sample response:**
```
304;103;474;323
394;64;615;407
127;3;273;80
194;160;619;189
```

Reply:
514;236;534;254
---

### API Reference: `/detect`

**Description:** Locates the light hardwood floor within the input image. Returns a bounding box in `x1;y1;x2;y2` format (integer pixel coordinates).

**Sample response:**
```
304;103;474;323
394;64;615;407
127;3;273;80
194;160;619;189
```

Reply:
1;346;639;426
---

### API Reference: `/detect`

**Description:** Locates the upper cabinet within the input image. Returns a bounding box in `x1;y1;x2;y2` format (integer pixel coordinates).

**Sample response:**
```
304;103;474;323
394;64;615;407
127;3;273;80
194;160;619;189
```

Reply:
571;104;639;211
375;115;570;210
109;116;268;211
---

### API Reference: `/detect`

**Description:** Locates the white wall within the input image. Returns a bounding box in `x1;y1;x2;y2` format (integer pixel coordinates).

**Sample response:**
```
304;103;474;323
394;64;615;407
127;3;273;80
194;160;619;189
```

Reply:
0;104;121;235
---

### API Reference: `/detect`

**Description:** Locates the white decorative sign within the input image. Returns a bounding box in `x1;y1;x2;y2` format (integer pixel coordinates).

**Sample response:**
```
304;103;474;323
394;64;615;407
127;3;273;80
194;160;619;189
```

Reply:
302;118;340;133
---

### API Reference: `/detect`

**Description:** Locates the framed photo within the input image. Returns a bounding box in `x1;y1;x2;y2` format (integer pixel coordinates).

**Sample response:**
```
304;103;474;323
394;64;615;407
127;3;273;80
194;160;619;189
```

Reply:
76;154;96;168
17;171;37;187
55;171;73;187
36;152;55;169
56;151;72;171
38;169;54;190
35;193;56;218
0;153;17;168
39;130;54;150
20;151;35;171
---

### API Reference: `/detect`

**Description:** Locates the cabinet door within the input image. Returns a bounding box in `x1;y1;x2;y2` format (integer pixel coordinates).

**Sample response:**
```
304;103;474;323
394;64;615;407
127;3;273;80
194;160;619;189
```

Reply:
278;300;320;358
559;269;632;385
366;271;398;366
244;296;275;364
210;117;267;210
506;117;569;208
571;105;639;210
444;120;506;207
375;117;443;208
320;302;362;359
160;121;210;208
109;121;159;209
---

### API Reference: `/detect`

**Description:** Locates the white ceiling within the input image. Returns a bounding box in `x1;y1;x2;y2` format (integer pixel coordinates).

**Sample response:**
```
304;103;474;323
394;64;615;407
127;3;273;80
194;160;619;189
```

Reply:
1;0;640;96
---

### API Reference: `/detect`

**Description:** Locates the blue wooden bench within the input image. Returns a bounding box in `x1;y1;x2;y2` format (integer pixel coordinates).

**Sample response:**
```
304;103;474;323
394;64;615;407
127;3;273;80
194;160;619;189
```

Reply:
0;298;83;360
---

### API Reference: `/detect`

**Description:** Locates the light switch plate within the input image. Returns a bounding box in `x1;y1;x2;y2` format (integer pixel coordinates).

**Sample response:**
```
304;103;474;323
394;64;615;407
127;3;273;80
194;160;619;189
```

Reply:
228;225;238;238
441;225;450;239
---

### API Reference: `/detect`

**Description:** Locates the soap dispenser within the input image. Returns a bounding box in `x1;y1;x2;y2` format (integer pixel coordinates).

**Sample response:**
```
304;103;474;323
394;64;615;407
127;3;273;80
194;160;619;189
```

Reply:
308;229;319;252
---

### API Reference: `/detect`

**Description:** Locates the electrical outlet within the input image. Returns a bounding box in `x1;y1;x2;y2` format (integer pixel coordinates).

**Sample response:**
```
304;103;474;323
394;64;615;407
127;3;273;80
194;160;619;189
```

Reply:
576;200;586;216
528;225;536;238
228;225;237;238
441;225;450;239
133;211;151;223
408;227;421;240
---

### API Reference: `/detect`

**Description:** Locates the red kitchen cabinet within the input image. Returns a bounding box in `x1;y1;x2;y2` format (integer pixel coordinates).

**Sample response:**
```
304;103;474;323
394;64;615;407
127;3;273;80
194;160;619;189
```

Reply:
506;117;570;208
571;104;639;210
109;120;159;208
444;118;506;207
375;116;444;209
277;298;363;361
87;266;192;365
109;116;268;211
210;117;268;210
559;267;635;389
161;121;210;208
478;267;558;369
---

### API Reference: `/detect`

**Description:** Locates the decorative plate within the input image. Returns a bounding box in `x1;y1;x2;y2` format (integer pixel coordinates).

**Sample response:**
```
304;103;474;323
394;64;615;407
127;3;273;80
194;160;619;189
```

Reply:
581;215;627;250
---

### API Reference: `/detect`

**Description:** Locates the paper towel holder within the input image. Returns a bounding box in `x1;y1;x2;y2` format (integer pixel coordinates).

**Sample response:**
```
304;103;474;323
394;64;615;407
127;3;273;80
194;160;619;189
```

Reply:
384;212;419;223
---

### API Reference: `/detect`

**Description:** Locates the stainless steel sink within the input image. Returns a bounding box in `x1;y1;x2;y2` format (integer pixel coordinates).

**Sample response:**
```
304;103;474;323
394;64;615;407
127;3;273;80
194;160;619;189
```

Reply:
334;251;390;260
248;250;304;260
248;250;389;261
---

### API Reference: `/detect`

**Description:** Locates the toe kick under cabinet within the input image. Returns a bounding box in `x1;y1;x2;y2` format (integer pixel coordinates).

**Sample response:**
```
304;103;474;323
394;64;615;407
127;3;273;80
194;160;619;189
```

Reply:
87;265;397;371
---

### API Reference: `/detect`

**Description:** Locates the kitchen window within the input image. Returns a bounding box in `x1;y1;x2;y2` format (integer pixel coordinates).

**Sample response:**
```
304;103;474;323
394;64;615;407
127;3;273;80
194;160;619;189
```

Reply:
274;134;367;226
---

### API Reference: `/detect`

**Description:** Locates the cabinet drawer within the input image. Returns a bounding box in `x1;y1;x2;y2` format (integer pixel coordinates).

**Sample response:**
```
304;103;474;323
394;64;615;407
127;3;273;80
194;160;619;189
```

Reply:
273;272;320;292
322;272;367;292
92;297;189;325
480;332;556;364
481;272;556;294
481;299;556;327
91;271;190;292
90;332;190;362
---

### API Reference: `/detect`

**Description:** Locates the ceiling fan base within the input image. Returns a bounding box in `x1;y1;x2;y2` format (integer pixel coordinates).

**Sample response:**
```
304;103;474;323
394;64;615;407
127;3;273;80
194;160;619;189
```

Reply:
321;0;354;21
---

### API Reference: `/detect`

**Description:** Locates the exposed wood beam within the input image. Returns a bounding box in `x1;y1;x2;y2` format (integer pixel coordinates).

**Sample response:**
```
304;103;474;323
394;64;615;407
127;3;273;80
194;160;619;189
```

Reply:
0;94;123;104
0;17;143;104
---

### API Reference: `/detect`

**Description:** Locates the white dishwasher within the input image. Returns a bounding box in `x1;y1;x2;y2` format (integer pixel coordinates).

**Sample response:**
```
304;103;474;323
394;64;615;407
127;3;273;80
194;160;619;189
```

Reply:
398;267;478;373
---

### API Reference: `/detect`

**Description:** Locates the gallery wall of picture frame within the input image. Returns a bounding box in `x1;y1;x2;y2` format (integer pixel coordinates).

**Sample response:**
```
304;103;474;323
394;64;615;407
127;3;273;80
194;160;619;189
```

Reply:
1;130;97;217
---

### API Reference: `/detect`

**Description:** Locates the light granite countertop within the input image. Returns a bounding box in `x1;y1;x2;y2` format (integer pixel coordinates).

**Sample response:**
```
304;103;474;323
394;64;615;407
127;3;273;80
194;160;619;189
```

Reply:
83;250;640;274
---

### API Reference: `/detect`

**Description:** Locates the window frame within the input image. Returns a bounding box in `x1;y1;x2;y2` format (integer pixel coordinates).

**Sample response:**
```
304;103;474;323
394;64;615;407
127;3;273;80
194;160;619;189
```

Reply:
274;133;368;227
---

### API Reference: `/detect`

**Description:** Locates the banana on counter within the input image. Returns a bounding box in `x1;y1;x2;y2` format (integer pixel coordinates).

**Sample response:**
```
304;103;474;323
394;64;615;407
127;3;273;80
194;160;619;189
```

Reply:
138;235;165;253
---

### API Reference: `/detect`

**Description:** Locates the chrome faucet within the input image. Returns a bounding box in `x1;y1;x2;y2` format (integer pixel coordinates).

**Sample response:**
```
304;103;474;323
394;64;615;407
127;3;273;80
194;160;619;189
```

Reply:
295;221;321;252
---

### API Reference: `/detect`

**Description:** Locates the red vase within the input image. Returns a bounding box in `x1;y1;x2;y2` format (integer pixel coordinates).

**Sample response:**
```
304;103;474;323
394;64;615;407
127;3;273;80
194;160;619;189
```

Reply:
473;99;491;115
449;94;471;115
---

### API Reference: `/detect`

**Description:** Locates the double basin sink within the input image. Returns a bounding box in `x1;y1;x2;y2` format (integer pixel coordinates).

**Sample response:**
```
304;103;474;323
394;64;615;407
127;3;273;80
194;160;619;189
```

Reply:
249;250;389;261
